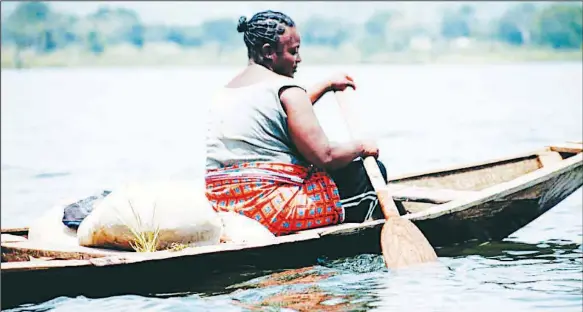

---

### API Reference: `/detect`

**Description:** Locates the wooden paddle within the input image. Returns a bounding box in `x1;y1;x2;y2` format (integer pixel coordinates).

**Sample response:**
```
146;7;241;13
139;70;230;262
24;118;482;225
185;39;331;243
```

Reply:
334;88;438;269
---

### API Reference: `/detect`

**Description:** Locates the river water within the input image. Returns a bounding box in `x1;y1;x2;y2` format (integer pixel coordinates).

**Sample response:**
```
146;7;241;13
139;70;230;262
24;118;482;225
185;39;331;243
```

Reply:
2;63;582;311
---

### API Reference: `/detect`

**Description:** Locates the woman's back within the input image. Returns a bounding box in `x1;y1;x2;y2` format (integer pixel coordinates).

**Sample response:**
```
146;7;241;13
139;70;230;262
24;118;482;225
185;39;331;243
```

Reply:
204;10;387;237
205;79;307;170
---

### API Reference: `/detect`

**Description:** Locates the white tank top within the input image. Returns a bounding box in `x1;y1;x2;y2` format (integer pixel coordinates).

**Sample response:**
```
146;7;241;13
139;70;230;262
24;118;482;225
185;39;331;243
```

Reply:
205;78;309;170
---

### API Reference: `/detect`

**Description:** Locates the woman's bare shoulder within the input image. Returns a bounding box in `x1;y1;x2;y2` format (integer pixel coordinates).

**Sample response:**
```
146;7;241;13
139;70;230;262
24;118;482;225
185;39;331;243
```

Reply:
226;65;297;89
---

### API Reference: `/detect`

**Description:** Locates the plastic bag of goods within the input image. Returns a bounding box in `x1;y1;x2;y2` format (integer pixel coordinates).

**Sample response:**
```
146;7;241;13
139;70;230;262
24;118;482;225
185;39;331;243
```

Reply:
218;211;275;244
27;203;80;247
77;180;223;251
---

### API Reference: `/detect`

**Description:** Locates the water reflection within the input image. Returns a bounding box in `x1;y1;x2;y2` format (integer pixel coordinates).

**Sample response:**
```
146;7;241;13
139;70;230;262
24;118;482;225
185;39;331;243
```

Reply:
5;237;581;312
226;266;376;311
221;239;582;312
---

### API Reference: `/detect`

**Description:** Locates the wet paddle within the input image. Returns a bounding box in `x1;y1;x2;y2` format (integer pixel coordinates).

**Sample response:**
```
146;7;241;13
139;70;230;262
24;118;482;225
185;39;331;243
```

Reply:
334;88;438;269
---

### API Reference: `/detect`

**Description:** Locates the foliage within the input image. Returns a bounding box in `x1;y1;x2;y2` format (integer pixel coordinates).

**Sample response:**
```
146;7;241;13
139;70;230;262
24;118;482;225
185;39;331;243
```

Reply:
532;3;582;49
1;2;581;62
441;5;476;39
496;3;538;45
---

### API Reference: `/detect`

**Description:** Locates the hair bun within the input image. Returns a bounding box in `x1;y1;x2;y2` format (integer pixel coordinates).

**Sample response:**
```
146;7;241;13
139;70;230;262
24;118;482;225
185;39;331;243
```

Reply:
237;16;248;33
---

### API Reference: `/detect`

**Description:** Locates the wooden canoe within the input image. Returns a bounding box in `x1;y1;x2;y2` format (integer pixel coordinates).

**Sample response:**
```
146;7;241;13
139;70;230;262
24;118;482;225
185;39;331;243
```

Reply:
2;142;582;309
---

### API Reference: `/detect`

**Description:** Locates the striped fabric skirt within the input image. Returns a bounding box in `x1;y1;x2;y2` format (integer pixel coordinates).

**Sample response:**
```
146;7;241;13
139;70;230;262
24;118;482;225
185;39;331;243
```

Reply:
205;162;345;236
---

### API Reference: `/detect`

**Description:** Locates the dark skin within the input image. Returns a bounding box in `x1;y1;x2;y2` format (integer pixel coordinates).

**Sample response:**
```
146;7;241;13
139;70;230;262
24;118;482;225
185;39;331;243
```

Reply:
226;26;379;170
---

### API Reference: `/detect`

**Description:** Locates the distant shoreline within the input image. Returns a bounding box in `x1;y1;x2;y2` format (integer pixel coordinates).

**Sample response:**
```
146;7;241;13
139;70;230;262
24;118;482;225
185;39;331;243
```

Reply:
2;45;581;69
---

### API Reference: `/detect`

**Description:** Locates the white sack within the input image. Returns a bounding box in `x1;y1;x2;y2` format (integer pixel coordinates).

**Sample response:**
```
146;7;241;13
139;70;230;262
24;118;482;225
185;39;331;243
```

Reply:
218;211;275;244
28;203;79;247
77;180;223;251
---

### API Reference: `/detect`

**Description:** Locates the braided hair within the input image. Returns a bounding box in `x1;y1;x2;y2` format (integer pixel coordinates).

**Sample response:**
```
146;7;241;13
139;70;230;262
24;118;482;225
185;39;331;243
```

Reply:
237;10;296;64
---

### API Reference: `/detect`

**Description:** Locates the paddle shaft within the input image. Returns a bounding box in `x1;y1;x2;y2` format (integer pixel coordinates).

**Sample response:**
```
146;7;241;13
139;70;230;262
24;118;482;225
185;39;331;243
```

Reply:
334;89;400;218
334;88;438;268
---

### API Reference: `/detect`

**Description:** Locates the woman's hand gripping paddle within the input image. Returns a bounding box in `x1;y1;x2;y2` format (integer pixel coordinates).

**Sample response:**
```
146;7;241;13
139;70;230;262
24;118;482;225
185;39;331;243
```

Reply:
334;88;438;269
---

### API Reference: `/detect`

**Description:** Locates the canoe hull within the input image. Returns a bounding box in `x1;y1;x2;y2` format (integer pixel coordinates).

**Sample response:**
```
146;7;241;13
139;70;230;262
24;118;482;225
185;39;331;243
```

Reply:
1;227;385;309
2;143;582;310
415;164;583;246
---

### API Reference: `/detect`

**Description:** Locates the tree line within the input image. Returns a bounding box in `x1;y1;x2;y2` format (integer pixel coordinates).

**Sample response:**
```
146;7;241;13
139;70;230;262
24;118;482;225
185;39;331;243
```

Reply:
1;2;581;56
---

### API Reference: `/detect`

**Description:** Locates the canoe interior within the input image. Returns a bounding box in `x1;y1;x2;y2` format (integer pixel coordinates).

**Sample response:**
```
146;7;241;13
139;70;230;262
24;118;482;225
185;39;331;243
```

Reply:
1;143;581;265
389;145;580;213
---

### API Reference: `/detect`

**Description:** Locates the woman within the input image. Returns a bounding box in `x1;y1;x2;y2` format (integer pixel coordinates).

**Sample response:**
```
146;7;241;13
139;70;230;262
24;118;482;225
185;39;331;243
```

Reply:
205;10;393;236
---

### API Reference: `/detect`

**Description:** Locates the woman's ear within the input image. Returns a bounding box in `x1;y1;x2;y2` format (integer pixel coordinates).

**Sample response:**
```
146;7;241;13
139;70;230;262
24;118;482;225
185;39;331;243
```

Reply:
261;43;274;62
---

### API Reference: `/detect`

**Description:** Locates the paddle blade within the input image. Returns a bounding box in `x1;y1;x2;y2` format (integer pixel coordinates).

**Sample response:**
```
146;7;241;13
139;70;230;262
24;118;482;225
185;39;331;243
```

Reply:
380;218;438;269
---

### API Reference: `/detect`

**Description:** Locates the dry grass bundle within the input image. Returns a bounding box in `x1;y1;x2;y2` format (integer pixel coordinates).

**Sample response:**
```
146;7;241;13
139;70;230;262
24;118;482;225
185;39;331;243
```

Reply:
115;200;161;252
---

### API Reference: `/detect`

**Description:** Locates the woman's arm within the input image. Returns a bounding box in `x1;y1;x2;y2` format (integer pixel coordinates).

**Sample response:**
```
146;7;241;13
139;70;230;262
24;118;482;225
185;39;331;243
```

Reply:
307;73;356;105
280;87;377;170
307;79;332;105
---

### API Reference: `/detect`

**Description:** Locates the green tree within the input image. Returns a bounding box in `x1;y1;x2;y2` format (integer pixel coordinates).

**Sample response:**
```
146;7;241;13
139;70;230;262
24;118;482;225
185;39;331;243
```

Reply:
41;30;57;52
360;11;393;55
85;7;144;49
496;3;538;45
200;18;239;50
364;11;393;38
440;5;475;39
302;16;350;48
129;24;144;48
3;2;80;53
532;3;582;49
3;2;53;50
87;31;105;54
165;26;204;47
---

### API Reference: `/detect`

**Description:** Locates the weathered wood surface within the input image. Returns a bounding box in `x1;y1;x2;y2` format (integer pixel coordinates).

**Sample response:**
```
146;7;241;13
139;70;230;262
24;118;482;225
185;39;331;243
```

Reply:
407;152;582;221
1;227;29;237
537;151;565;167
386;142;581;188
1;233;28;243
550;142;583;154
411;159;583;245
388;185;478;204
2;240;128;262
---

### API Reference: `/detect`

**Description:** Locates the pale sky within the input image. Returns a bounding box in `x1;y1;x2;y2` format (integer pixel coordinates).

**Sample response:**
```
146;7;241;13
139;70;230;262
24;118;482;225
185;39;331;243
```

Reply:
1;1;517;26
